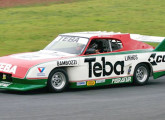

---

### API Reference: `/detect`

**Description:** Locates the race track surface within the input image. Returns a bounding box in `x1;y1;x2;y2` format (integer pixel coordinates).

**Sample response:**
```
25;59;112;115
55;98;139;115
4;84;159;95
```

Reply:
0;77;165;120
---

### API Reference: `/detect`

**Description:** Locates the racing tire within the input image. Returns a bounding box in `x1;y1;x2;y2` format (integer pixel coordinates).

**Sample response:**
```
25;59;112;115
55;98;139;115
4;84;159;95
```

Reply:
133;64;150;85
47;69;69;93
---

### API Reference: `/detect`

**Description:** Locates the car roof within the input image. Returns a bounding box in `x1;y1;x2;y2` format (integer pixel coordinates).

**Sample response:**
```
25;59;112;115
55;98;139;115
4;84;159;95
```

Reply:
60;31;128;38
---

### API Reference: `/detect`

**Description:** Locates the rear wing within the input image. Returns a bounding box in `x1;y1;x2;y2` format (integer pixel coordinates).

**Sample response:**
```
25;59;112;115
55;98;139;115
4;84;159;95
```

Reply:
130;34;165;43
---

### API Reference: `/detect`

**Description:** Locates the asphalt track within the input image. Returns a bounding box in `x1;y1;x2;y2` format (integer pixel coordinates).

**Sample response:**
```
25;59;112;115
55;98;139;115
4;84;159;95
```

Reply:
0;77;165;120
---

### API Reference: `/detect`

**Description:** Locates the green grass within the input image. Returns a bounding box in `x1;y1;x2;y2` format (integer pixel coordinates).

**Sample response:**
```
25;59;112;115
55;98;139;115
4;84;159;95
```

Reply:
146;42;159;47
0;0;165;56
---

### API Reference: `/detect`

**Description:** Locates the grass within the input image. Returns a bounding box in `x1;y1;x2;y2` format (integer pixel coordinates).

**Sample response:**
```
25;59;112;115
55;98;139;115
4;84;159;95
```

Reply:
0;0;165;56
146;42;159;47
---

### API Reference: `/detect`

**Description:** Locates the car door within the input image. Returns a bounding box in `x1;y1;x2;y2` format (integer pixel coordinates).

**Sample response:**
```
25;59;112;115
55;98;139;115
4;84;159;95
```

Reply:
77;38;131;83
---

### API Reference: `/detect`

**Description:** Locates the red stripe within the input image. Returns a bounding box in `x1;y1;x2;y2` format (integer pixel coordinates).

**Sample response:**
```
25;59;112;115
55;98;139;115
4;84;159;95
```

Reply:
70;75;133;82
154;69;165;73
26;77;48;80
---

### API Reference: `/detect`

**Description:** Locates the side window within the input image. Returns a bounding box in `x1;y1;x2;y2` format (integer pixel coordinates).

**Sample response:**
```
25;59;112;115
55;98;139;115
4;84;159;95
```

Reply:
85;39;123;55
85;39;104;54
110;39;123;51
101;39;123;52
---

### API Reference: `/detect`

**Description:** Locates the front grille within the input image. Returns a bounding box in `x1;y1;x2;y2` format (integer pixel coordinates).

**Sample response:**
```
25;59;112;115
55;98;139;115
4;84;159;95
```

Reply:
0;73;12;82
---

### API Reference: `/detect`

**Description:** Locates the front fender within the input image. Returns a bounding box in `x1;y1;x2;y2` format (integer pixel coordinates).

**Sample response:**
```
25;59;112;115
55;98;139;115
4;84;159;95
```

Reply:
25;58;80;79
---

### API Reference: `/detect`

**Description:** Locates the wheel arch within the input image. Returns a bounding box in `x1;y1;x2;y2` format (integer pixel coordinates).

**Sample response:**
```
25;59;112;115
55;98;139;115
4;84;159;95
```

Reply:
48;66;68;77
47;66;69;92
134;62;153;77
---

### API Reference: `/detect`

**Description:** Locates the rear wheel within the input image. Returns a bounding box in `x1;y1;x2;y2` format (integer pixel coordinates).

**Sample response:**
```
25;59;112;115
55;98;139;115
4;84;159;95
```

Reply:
47;69;69;92
133;64;150;85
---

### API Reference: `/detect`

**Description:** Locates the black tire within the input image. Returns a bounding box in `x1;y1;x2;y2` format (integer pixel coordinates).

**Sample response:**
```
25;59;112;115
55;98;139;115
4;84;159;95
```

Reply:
133;63;150;85
47;69;69;93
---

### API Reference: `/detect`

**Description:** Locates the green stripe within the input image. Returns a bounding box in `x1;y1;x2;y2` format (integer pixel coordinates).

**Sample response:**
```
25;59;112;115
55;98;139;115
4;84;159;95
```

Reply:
153;71;165;79
12;77;47;85
0;77;47;91
154;39;165;51
0;82;45;91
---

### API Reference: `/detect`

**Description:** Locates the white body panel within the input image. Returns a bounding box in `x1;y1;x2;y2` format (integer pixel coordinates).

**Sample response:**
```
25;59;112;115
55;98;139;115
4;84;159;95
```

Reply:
25;51;165;82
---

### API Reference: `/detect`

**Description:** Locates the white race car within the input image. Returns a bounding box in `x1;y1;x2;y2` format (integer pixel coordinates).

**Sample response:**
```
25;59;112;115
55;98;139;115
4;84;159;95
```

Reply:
0;31;164;92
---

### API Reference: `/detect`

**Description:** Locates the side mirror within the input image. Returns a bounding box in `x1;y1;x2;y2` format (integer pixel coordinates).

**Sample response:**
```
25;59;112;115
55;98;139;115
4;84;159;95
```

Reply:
85;48;96;54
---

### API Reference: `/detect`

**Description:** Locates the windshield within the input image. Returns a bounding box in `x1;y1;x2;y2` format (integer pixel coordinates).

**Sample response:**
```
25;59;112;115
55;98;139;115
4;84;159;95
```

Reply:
44;35;89;55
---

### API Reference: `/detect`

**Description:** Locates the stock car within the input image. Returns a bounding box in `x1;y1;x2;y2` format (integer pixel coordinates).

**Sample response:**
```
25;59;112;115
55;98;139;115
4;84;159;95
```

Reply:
0;31;165;92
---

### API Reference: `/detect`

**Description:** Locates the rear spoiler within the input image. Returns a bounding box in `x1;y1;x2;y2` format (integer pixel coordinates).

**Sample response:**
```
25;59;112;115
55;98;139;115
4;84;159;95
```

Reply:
130;34;165;43
130;34;165;51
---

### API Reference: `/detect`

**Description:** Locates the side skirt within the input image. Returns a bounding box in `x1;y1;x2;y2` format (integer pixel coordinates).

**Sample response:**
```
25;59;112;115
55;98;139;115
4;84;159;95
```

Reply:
153;71;165;79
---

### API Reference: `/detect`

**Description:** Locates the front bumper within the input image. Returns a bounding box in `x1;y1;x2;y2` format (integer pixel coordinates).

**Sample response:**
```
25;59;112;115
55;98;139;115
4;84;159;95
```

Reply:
0;77;47;91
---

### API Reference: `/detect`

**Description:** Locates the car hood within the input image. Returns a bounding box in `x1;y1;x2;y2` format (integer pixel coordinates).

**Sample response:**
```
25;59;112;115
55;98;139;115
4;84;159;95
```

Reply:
0;50;76;78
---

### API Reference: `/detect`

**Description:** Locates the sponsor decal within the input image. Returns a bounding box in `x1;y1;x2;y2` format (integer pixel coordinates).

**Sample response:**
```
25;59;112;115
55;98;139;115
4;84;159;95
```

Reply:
84;57;124;78
125;64;132;75
112;77;131;84
87;81;95;86
58;36;79;43
96;79;105;84
57;60;77;66
0;63;17;74
77;81;86;86
0;82;11;87
127;66;132;75
148;53;165;65
37;67;45;76
125;55;138;61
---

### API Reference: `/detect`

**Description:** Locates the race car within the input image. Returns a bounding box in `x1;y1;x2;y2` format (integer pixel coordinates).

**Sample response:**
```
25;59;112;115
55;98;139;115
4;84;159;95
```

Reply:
0;31;165;92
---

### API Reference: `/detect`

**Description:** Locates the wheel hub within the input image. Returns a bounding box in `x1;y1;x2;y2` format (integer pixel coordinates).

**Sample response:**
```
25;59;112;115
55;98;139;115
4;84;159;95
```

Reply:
136;66;148;82
51;72;66;89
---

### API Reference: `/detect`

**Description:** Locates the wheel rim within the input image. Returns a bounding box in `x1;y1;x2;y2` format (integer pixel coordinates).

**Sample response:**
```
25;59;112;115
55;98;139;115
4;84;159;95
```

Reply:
136;66;148;83
51;72;66;90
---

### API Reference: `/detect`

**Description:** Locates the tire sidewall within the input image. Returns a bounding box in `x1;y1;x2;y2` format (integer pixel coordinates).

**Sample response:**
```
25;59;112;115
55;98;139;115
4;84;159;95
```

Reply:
47;69;69;92
133;64;150;85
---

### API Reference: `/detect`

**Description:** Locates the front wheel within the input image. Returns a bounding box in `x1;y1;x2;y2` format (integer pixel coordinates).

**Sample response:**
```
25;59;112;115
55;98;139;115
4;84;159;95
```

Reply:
47;69;69;93
133;64;150;85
